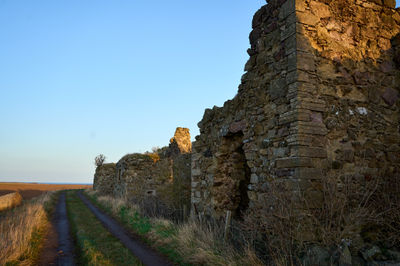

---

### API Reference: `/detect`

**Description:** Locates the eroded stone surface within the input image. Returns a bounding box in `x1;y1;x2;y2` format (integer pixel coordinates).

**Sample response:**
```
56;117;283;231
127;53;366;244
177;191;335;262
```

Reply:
191;0;400;220
169;127;192;155
93;163;116;195
94;128;192;212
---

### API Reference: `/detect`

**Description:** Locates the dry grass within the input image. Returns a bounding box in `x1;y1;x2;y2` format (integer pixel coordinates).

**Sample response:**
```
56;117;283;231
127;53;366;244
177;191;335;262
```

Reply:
172;221;263;266
241;173;399;264
0;192;23;211
0;192;53;265
0;182;92;200
86;189;263;266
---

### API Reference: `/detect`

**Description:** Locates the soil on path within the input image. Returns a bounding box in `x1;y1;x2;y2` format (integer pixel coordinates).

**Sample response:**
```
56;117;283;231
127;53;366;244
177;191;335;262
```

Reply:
38;221;58;265
39;192;75;266
77;191;172;266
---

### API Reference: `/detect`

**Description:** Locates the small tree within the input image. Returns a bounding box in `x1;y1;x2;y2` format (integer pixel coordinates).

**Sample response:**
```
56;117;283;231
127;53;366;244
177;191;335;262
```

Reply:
94;154;106;167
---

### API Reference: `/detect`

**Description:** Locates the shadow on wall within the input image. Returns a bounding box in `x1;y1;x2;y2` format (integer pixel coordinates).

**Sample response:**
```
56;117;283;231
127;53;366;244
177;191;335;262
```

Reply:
191;0;400;261
247;0;400;261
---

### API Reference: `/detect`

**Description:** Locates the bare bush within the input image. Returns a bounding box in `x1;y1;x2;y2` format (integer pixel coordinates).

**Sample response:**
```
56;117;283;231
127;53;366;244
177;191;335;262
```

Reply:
370;174;400;249
240;174;383;264
94;154;106;167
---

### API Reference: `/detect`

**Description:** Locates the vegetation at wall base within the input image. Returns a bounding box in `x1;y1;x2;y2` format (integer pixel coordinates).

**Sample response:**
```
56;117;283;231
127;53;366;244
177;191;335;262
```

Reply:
66;190;142;266
83;190;185;265
0;192;57;265
84;189;263;266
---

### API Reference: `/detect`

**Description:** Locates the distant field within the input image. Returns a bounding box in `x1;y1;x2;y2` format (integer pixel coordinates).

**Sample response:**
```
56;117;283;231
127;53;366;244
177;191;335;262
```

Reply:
0;182;92;200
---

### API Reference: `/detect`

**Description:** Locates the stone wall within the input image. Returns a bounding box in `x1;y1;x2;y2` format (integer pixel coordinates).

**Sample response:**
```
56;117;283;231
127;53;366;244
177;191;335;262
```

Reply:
114;153;171;198
297;0;400;188
93;163;116;195
169;127;192;155
110;128;192;211
191;0;400;219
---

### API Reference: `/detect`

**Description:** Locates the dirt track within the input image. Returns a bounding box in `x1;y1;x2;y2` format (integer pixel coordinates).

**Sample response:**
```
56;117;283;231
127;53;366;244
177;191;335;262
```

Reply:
54;192;75;265
39;192;76;266
77;191;172;266
41;191;171;266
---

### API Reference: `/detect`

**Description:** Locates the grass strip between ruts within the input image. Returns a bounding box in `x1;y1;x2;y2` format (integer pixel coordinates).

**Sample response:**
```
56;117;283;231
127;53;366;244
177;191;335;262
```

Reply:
84;191;187;265
66;190;142;266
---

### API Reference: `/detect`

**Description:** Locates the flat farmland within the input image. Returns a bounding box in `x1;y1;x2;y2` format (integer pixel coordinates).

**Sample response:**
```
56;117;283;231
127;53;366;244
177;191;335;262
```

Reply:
0;182;92;200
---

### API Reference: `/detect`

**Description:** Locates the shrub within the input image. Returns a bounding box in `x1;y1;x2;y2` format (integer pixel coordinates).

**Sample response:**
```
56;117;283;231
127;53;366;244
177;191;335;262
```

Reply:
240;174;383;264
94;154;106;167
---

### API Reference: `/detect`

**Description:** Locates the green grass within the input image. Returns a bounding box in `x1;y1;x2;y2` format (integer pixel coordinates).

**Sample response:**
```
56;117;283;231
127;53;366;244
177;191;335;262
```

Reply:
84;191;187;265
84;190;265;266
66;191;142;266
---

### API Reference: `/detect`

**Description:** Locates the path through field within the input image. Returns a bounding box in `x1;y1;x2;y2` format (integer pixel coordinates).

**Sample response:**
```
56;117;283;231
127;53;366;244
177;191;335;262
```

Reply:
77;191;171;266
39;192;75;265
55;192;75;265
41;191;171;266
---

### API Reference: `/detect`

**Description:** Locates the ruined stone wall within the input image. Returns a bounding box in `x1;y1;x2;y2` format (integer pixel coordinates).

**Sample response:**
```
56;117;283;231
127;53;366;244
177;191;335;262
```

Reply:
192;0;400;219
114;153;171;198
169;127;192;155
192;0;298;218
93;163;117;195
113;128;192;210
296;0;400;188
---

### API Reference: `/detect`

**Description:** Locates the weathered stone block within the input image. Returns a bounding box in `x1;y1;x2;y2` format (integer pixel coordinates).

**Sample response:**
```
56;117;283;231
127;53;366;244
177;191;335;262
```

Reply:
291;121;328;136
297;11;319;26
279;110;311;125
276;157;313;168
269;78;287;100
279;0;295;20
309;1;331;18
297;52;316;72
250;174;259;183
229;120;247;133
381;87;399;106
383;0;396;8
291;147;327;158
294;168;323;179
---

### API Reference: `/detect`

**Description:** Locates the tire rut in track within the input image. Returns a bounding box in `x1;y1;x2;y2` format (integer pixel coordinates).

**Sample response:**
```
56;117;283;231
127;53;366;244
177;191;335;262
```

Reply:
55;192;75;266
77;191;172;266
40;191;76;266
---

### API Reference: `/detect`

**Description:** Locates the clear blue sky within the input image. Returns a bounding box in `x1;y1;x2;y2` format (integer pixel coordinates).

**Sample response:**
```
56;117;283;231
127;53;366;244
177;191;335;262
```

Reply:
1;1;399;184
0;0;265;183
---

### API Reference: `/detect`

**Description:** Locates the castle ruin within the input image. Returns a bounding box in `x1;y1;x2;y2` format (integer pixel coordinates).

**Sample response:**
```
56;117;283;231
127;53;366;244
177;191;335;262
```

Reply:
191;0;400;219
94;127;192;212
93;0;400;236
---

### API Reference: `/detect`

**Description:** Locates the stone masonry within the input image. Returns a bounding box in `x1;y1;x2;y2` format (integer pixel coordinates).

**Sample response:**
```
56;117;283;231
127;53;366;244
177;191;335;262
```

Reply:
93;163;117;195
191;0;400;219
94;127;192;211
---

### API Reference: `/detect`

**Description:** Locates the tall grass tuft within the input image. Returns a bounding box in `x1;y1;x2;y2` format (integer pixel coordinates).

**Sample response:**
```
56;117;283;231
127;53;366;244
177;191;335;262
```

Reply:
0;192;23;211
0;192;53;265
85;189;263;266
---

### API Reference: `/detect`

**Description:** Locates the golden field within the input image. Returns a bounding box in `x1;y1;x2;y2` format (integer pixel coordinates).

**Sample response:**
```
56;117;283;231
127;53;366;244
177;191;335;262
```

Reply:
0;182;92;200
